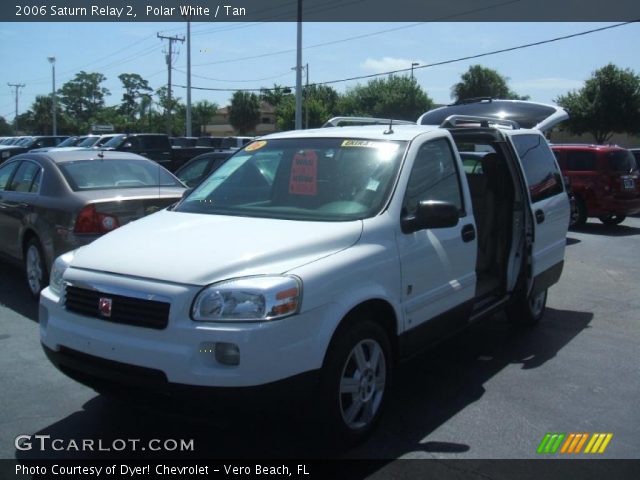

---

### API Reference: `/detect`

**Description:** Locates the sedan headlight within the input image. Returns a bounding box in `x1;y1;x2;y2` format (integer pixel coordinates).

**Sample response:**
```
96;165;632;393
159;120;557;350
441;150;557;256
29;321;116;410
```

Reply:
49;250;76;297
192;275;302;322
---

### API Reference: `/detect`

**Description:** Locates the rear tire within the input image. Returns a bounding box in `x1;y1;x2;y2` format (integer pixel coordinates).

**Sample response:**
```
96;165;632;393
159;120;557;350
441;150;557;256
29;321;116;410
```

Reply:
319;320;391;446
599;214;626;226
571;196;587;228
24;238;48;298
507;288;547;327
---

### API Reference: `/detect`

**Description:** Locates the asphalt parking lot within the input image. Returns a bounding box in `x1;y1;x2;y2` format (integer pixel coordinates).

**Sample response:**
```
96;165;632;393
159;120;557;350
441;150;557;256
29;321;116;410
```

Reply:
1;217;639;464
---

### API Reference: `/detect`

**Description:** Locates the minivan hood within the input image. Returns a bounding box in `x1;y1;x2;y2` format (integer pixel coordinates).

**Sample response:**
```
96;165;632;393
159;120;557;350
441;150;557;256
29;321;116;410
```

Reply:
417;99;569;132
71;210;362;285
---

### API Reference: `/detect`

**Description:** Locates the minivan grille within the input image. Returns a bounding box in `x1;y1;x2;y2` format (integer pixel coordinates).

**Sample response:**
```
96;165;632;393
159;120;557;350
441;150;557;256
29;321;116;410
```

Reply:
64;285;170;330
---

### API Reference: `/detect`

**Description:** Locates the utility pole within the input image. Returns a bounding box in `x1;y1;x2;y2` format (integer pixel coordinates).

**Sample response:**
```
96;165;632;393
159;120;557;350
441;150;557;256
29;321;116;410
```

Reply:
48;57;57;135
411;62;419;80
186;20;192;137
304;63;309;129
7;83;25;134
294;0;303;130
158;33;184;136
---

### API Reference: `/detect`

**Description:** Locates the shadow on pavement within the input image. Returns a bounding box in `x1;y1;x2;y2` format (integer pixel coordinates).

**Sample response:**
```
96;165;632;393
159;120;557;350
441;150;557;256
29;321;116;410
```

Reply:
14;307;592;470
570;222;640;237
566;237;581;246
0;260;38;322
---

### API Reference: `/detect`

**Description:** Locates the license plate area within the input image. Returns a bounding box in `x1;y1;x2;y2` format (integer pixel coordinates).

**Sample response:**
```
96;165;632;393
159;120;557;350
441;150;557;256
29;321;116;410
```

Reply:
623;178;635;189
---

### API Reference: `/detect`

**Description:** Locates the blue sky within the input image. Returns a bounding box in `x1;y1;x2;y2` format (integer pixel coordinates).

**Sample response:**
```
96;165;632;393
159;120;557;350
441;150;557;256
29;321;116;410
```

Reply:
0;21;639;121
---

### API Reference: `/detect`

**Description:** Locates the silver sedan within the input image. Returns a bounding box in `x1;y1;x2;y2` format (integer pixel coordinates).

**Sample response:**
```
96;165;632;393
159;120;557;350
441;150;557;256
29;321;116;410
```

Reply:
0;150;186;297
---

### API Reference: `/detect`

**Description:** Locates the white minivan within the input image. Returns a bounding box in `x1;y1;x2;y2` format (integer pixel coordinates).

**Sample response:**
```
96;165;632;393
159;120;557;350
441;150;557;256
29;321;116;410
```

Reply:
40;100;570;443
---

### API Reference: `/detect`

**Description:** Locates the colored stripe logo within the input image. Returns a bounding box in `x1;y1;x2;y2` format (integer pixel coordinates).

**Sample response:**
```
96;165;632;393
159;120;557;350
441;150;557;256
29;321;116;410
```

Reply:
537;433;613;454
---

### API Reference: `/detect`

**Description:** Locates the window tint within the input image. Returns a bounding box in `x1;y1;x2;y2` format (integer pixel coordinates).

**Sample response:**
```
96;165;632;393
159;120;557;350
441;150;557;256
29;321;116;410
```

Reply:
178;157;211;186
402;138;463;216
143;136;169;149
8;161;41;192
565;151;596;171
0;162;19;190
511;134;563;202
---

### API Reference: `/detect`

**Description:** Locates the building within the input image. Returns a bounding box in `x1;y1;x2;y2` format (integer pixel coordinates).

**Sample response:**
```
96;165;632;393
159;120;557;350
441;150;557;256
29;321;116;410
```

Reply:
204;102;277;136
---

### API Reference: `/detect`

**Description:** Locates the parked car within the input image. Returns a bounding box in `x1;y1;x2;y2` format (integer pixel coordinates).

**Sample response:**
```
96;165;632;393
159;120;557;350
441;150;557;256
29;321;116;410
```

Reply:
0;136;68;163
100;133;221;172
40;102;569;443
196;136;224;148
551;144;640;226
170;136;198;148
0;150;186;297
174;150;234;187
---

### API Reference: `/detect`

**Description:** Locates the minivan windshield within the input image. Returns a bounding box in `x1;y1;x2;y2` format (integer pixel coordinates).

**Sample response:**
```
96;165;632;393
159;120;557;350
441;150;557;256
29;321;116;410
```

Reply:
176;138;408;221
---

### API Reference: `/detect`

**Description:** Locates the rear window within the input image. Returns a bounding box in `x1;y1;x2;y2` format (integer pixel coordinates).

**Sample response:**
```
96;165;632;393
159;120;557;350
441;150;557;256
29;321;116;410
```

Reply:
607;150;636;172
58;159;181;191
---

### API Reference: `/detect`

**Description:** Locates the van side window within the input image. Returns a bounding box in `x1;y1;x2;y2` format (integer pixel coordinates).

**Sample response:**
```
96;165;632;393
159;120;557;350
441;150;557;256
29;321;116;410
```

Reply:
566;151;597;171
402;138;463;216
511;134;563;202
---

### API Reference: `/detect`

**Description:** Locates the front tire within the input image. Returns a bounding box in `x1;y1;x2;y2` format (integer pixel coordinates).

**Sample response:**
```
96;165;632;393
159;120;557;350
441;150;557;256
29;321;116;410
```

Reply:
319;320;391;445
24;238;48;298
507;288;547;327
571;196;587;228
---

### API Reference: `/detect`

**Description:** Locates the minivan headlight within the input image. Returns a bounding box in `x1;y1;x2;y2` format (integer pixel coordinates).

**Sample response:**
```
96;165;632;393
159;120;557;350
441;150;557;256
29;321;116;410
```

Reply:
192;275;302;322
49;250;76;297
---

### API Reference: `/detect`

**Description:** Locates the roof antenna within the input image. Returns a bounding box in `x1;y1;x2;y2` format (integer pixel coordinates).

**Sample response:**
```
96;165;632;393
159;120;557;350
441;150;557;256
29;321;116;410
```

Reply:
384;118;394;135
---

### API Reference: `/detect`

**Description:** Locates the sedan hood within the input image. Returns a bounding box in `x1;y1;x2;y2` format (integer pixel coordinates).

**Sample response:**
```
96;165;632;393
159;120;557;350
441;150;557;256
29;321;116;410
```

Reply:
71;210;362;285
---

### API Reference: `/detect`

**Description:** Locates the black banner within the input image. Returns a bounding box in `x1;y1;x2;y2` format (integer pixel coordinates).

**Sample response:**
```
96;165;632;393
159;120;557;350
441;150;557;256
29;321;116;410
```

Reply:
2;459;640;480
2;0;640;22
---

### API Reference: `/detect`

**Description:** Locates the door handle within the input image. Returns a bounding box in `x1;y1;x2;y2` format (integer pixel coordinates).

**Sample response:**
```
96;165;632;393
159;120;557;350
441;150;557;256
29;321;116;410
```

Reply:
535;209;545;224
461;224;476;243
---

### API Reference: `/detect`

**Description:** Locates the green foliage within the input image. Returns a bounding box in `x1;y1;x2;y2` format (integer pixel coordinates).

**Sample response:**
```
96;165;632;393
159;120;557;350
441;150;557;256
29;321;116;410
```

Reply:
274;84;340;131
58;71;110;130
154;86;185;135
260;84;292;109
118;73;152;119
555;64;640;144
339;75;433;122
451;65;529;102
0;116;12;135
229;91;260;135
14;95;74;134
191;100;219;136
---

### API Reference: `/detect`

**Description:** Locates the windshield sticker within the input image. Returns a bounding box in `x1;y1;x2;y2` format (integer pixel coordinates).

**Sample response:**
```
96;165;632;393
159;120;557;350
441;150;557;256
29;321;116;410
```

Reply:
289;150;318;196
341;140;399;151
244;140;267;152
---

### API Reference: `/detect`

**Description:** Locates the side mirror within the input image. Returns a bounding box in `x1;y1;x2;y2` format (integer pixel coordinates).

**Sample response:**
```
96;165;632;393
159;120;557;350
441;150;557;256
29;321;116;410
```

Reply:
401;200;459;233
122;142;133;150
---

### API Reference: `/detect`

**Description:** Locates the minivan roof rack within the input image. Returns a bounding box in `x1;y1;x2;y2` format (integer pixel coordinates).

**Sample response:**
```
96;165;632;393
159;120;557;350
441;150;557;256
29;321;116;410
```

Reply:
322;116;415;128
440;115;520;130
452;97;494;105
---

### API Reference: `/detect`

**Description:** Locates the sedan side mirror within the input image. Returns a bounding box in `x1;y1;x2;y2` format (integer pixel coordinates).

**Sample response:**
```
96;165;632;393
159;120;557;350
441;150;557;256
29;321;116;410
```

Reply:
122;142;133;150
401;200;459;233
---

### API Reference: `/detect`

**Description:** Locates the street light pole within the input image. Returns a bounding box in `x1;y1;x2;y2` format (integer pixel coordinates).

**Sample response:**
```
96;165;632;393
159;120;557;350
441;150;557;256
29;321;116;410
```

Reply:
410;62;419;80
48;56;57;135
186;20;192;137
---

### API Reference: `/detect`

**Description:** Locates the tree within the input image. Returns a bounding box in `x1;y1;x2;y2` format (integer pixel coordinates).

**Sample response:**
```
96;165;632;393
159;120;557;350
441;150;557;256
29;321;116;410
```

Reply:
339;75;433;121
555;64;640;144
0;116;12;135
155;86;185;135
260;84;292;109
451;65;529;102
191;100;219;136
229;91;260;135
275;84;341;130
118;73;152;120
14;95;74;134
59;71;110;129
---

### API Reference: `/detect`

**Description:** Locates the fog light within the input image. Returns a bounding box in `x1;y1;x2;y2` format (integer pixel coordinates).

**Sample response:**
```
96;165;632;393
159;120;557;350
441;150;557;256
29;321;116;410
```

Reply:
215;342;240;366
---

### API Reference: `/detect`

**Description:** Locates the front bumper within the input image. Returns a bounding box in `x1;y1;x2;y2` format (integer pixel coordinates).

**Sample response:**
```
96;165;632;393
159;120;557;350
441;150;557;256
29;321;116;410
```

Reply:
39;269;333;389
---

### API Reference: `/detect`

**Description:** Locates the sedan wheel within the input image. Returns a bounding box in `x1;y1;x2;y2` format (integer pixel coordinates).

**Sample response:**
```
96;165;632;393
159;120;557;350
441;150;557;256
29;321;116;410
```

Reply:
599;214;626;226
25;239;47;298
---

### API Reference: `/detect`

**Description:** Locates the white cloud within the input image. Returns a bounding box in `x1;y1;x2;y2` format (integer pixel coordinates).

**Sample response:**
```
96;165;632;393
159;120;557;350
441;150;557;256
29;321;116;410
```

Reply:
361;57;426;74
511;78;584;90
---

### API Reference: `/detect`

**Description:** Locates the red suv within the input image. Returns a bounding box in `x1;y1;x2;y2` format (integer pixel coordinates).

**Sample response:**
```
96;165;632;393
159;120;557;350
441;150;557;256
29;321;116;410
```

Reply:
551;144;640;226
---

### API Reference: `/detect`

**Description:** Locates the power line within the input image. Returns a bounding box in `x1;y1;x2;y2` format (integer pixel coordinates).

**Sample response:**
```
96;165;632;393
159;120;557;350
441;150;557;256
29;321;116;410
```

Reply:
172;67;292;83
174;21;637;93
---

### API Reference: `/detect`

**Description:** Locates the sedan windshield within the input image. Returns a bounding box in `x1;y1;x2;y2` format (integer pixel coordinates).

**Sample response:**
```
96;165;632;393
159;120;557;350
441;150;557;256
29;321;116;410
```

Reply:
176;137;408;221
102;135;127;148
58;159;182;191
56;136;80;147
